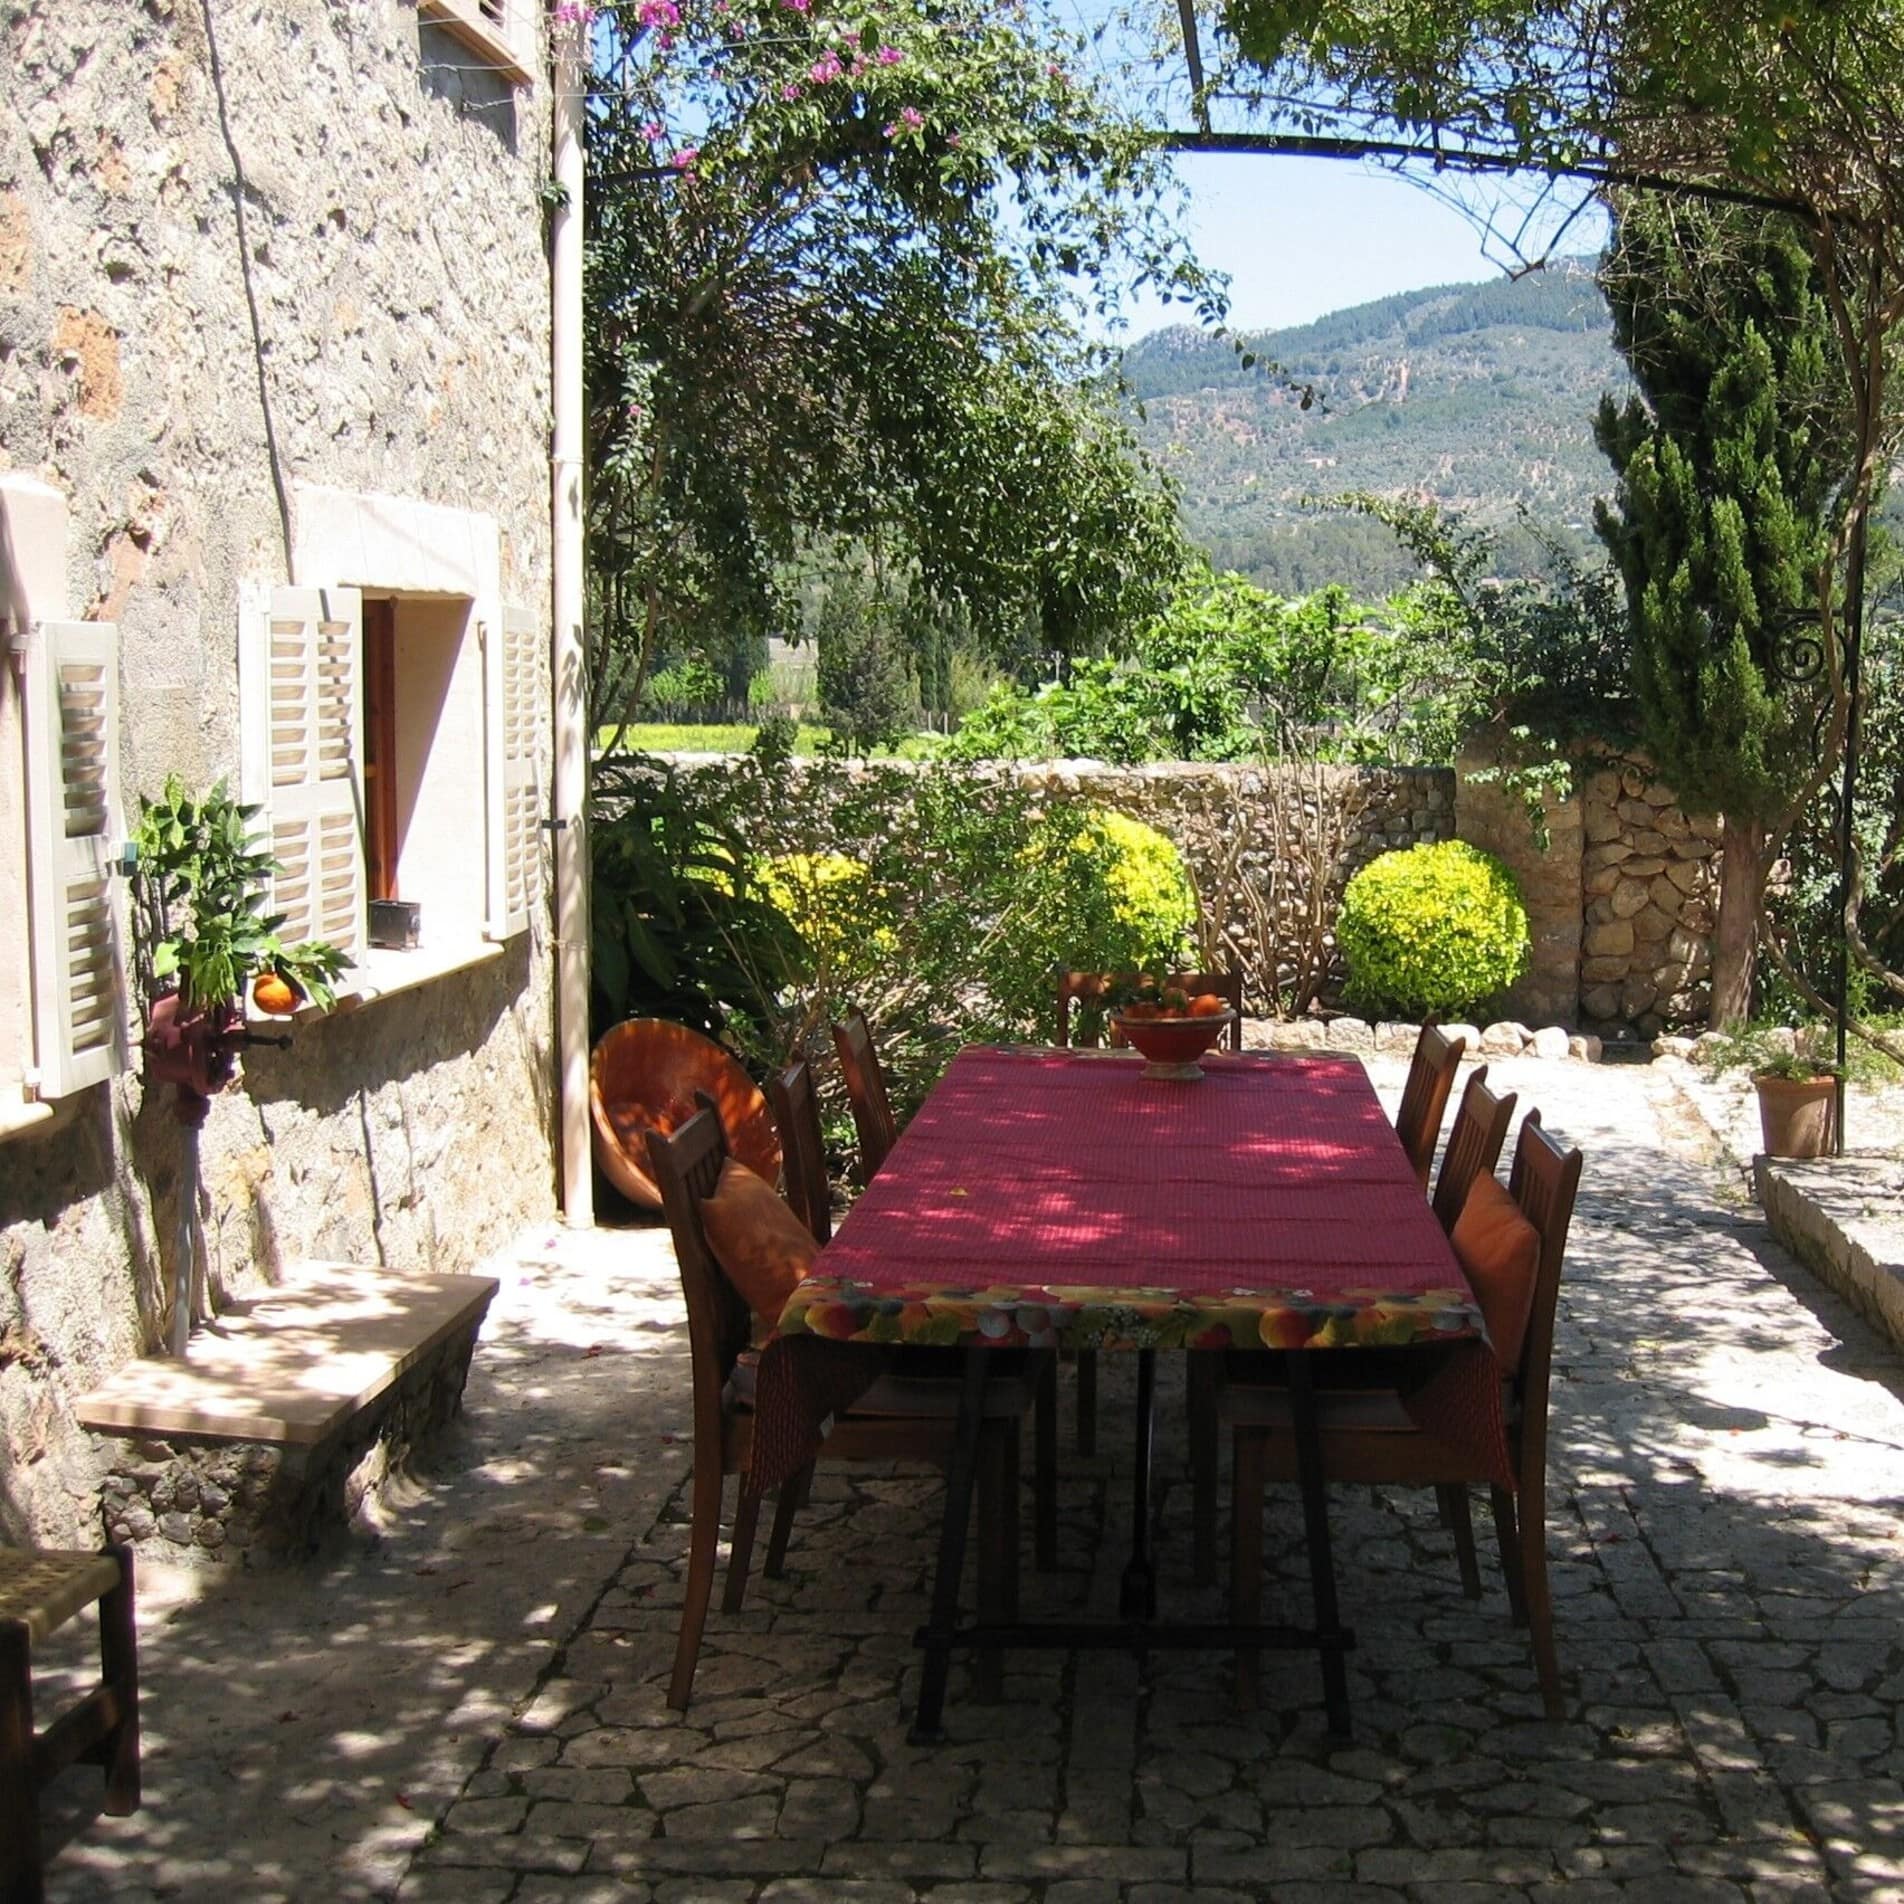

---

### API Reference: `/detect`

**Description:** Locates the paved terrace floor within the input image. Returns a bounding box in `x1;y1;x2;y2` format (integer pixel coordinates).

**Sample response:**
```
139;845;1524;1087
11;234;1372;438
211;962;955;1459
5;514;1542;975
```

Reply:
36;1054;1904;1903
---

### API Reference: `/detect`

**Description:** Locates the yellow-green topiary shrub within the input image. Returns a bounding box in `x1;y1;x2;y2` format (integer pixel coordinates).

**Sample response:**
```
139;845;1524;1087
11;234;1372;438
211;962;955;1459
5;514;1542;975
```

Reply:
1018;807;1196;982
1336;840;1529;1019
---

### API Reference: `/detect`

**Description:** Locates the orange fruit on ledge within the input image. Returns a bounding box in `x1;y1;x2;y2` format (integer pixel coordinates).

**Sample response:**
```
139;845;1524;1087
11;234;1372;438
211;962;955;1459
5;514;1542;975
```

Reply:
251;971;300;1015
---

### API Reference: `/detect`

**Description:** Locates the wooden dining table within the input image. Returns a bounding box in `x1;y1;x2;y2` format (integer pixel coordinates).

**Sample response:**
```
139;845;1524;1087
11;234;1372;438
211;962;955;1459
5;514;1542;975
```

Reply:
749;1043;1505;1740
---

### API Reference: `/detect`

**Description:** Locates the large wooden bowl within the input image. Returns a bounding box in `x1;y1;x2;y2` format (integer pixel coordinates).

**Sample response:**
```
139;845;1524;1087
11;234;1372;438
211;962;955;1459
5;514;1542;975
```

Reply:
589;1018;781;1209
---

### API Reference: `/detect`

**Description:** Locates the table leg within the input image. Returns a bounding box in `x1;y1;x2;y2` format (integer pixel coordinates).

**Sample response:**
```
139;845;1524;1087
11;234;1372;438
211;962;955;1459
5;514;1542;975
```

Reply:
911;1347;991;1744
1119;1348;1158;1620
1287;1349;1352;1739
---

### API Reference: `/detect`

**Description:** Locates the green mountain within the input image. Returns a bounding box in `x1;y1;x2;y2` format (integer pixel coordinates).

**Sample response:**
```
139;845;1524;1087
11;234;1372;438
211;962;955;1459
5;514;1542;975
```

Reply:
1121;261;1632;598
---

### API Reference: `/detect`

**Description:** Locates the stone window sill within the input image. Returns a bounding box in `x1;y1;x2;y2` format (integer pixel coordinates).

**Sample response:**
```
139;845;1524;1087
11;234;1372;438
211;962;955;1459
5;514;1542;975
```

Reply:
0;1092;79;1146
333;938;507;1015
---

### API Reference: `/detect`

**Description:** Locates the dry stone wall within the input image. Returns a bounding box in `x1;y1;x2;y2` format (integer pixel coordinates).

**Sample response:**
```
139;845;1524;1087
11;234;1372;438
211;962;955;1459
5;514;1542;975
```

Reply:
1454;743;1724;1037
1016;760;1456;1010
2;1;557;1545
1577;758;1721;1034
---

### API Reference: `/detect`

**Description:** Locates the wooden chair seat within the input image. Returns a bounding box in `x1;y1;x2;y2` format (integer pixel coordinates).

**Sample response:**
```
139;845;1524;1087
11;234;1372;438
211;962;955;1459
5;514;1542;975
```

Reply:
0;1552;124;1646
1;1545;141;1904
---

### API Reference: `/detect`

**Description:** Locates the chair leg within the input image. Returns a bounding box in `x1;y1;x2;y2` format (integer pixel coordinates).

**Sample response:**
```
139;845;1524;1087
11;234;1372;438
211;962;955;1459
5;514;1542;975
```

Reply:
1439;1484;1481;1599
1230;1428;1266;1714
1489;1485;1528;1624
1188;1354;1220;1588
669;1461;728;1710
1034;1358;1058;1570
1;1619;43;1904
1517;1479;1563;1719
764;1463;811;1579
723;1480;764;1615
1076;1350;1097;1457
99;1547;140;1814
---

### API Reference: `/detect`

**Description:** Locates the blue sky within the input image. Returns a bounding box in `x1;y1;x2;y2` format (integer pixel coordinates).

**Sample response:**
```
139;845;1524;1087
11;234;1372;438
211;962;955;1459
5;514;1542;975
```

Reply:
1109;152;1610;339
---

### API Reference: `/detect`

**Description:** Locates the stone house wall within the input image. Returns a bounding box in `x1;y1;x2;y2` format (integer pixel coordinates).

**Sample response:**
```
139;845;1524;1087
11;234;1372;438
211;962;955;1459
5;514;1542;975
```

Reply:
2;0;558;1545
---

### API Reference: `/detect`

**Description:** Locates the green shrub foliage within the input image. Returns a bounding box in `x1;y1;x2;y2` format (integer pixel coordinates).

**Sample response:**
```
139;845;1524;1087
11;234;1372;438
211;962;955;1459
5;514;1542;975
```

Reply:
1336;840;1529;1019
588;754;1196;1124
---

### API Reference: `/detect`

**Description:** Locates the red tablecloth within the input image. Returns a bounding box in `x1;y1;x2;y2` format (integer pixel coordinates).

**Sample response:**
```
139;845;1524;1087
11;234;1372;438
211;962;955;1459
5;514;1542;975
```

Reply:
751;1045;1507;1489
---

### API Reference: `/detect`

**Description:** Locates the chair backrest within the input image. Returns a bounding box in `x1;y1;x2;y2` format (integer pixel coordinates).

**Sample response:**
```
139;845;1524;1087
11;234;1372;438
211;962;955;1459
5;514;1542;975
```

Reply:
1431;1065;1517;1234
1504;1109;1585;1437
767;1060;831;1245
1057;967;1245;1050
1395;1023;1465;1189
646;1107;753;1438
832;1008;897;1184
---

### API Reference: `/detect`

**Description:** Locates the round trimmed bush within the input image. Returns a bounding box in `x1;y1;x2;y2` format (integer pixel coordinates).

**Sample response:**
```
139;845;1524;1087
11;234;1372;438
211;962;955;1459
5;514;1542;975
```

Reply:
1336;840;1529;1019
1018;807;1196;981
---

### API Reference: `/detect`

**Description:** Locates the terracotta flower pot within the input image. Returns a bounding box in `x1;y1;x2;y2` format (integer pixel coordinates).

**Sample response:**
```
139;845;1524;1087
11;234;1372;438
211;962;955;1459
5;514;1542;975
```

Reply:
1753;1073;1837;1159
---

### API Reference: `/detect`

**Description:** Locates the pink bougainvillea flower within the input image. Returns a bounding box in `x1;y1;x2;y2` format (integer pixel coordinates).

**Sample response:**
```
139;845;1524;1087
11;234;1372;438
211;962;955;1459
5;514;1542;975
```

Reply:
946;131;961;146
780;0;811;12
877;42;903;62
551;0;596;25
780;81;803;98
900;105;924;127
808;52;843;80
635;0;679;24
671;146;700;168
641;118;665;141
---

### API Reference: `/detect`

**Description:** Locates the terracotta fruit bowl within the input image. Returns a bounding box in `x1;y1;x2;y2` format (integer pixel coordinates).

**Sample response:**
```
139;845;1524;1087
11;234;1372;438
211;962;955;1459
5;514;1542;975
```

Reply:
589;1018;781;1208
1110;1009;1236;1080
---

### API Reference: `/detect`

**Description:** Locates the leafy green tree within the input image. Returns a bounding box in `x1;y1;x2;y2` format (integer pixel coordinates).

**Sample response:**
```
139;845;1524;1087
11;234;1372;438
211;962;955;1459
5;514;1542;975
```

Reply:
1594;196;1846;1025
583;0;1214;727
1220;0;1904;1019
815;570;917;752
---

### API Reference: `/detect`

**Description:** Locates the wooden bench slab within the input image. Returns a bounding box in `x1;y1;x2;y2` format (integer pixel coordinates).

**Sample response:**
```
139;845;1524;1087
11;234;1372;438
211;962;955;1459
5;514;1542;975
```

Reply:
74;1264;501;1449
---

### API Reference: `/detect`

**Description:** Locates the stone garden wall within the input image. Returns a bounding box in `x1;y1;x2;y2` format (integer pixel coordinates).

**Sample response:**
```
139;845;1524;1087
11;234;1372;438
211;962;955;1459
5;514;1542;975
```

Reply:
1454;742;1723;1039
1014;760;1458;1011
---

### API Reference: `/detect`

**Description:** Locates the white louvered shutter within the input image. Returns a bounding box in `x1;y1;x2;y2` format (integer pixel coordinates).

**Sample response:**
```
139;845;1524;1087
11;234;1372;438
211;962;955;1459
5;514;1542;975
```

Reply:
484;604;541;941
239;584;365;970
24;620;125;1096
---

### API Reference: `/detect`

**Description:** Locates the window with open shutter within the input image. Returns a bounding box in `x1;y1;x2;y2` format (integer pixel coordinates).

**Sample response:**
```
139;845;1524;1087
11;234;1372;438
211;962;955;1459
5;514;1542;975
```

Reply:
485;604;541;942
23;619;125;1097
240;584;365;971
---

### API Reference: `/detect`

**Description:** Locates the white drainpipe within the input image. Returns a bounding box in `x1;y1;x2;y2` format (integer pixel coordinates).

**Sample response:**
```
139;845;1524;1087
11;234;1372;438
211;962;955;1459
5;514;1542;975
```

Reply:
550;18;594;1227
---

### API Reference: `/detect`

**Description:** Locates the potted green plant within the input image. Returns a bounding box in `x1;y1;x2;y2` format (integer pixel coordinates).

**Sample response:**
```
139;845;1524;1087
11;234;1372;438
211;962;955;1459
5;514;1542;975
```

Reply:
1703;1027;1840;1159
131;775;350;1030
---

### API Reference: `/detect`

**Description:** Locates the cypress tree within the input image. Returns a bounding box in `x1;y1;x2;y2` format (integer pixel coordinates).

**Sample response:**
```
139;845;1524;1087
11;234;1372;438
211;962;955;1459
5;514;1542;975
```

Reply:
1595;196;1845;1027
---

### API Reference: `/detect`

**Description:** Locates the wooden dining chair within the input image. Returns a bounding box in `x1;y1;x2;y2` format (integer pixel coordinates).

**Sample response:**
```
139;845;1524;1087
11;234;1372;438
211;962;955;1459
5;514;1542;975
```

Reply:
1056;967;1246;1051
1;1544;141;1904
1395;1023;1466;1189
1430;1066;1518;1235
832;1008;899;1185
1226;1112;1584;1718
767;1060;832;1246
648;1105;1042;1710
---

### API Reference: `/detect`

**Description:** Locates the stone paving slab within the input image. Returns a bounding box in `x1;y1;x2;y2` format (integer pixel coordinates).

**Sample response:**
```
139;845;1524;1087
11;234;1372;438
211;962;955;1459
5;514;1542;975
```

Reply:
32;1054;1904;1902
